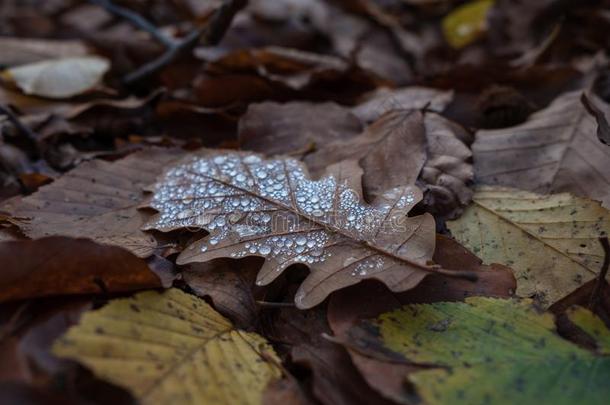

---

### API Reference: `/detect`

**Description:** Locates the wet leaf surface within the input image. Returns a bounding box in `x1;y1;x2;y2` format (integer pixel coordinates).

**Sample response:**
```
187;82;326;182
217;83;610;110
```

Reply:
144;151;442;308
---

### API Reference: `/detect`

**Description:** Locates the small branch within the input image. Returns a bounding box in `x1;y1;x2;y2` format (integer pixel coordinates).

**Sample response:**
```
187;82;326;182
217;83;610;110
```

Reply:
588;236;610;310
0;104;38;142
90;0;247;85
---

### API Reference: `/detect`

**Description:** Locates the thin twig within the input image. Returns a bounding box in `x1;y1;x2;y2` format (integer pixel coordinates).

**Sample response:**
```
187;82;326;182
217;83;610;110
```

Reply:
0;104;38;142
89;0;174;47
90;0;247;85
256;300;295;308
588;236;610;310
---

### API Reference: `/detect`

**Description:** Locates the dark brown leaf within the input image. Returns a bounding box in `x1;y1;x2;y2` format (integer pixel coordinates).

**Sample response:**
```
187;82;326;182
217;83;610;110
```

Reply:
0;237;161;302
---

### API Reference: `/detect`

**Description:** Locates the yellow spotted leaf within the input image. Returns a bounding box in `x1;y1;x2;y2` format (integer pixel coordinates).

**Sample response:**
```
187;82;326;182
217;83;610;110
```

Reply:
447;187;610;307
53;288;282;405
442;0;494;49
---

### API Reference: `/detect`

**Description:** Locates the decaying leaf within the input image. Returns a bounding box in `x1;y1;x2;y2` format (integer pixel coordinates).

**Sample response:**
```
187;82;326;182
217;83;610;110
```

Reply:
144;151;445;308
348;297;610;405
473;90;610;207
2;56;110;99
447;187;610;307
0;236;161;302
53;288;282;405
1;149;185;257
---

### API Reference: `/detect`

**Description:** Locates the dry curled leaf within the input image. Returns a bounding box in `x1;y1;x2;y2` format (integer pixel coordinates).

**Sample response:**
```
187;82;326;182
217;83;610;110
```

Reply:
2;149;185;257
144;151;448;309
53;288;282;405
473;90;610;207
448;187;610;307
307;110;474;217
2;56;110;99
306;110;427;203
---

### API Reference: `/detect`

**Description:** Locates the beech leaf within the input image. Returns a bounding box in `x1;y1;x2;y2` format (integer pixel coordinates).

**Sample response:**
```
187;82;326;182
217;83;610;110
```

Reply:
447;186;610;306
473;90;610;207
53;288;282;405
144;151;446;308
348;297;610;405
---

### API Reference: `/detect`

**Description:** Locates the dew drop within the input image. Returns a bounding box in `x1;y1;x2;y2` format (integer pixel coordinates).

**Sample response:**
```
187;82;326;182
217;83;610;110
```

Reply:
258;245;272;255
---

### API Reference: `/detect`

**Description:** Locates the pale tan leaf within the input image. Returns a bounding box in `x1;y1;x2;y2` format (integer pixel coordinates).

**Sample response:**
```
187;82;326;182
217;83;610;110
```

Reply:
53;288;282;405
144;151;445;308
447;186;610;307
2;56;110;99
473;90;610;207
2;149;185;257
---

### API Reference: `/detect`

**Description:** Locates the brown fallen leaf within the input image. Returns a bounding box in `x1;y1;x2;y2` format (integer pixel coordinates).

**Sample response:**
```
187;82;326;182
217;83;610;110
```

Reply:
327;235;516;404
0;37;88;67
352;86;454;123
195;46;382;106
0;237;161;302
307;110;474;217
268;302;396;405
238;101;363;156
1;148;185;257
144;151;451;308
419;112;474;218
473;90;610;207
581;93;610;145
182;258;261;329
306;110;427;203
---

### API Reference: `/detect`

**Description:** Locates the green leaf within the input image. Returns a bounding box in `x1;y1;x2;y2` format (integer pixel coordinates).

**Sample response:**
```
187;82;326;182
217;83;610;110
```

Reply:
351;297;610;405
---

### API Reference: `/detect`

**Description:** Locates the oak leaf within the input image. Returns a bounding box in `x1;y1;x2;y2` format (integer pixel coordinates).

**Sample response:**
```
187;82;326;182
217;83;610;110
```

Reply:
473;90;610;207
144;151;447;308
447;186;610;307
53;288;282;405
347;297;610;405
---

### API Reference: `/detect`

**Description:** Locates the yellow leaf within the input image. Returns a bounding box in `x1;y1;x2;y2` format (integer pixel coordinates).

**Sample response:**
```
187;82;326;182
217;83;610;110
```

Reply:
2;56;110;99
447;187;610;307
442;0;494;49
53;288;282;405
